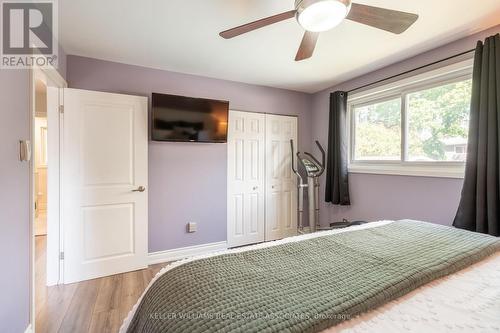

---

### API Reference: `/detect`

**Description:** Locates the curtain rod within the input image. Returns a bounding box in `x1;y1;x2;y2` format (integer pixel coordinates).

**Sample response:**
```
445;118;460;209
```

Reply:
347;48;476;94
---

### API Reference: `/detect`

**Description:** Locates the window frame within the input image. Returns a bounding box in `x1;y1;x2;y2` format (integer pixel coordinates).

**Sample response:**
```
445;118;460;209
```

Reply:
347;59;473;178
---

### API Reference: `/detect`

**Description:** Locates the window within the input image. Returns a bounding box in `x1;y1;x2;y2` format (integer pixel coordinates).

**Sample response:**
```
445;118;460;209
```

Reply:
407;79;471;162
349;60;473;178
354;97;401;161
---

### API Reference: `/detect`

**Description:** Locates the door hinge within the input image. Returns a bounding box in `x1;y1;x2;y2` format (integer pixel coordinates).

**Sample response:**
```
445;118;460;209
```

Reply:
59;105;64;114
59;252;64;260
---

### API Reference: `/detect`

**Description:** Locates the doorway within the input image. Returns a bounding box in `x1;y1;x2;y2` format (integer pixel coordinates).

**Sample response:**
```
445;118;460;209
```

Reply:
33;77;49;331
30;66;67;332
34;79;48;236
30;73;149;331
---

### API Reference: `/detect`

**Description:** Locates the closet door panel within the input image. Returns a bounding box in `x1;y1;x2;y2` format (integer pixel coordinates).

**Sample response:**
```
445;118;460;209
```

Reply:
227;111;266;247
268;190;281;233
265;114;298;241
280;117;298;238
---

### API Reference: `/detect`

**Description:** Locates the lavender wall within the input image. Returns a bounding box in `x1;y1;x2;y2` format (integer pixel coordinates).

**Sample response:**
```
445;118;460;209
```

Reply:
312;25;500;227
0;44;66;331
322;174;464;225
66;56;313;252
57;43;67;80
0;71;30;333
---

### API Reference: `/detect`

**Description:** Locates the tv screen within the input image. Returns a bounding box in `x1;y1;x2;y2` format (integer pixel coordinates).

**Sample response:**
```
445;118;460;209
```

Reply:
151;93;229;143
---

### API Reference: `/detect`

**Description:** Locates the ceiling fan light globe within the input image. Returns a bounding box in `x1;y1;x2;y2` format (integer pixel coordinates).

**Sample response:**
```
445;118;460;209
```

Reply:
297;0;349;32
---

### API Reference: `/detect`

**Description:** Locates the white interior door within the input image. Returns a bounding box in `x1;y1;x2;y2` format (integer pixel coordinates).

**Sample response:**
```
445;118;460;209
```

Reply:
62;88;148;284
227;111;266;248
265;114;298;241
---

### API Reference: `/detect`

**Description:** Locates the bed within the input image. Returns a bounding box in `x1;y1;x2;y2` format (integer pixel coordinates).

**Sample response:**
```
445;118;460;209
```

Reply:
120;220;500;333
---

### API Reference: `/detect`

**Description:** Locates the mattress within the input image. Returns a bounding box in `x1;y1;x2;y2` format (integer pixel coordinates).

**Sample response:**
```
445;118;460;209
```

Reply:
121;221;500;333
323;251;500;333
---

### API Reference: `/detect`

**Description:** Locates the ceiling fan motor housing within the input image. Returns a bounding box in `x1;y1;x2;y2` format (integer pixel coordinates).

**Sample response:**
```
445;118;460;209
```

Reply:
295;0;352;32
294;0;352;13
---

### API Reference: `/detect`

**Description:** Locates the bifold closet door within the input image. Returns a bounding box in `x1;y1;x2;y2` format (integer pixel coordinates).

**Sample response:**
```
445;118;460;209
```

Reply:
265;114;298;241
227;111;266;248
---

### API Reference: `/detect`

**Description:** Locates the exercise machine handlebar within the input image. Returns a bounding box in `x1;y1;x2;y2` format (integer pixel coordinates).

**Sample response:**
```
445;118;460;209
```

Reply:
290;140;304;184
315;140;326;172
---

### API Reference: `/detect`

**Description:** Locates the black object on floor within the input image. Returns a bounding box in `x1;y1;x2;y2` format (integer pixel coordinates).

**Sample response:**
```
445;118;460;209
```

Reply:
330;219;367;229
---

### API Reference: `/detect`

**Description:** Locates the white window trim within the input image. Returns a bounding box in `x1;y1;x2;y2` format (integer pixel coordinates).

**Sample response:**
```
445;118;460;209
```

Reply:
347;59;473;179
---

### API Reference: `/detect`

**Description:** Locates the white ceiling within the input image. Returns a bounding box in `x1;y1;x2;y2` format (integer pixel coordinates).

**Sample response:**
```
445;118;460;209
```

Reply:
59;0;500;93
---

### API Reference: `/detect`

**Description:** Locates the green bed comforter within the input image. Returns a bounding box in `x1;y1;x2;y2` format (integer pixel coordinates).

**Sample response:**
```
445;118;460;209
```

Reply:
125;220;500;333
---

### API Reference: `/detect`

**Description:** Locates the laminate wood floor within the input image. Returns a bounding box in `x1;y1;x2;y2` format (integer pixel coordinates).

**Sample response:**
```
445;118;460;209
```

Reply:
35;236;166;333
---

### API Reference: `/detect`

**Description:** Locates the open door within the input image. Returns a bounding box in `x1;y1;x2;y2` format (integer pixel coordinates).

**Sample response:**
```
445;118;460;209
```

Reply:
62;88;148;284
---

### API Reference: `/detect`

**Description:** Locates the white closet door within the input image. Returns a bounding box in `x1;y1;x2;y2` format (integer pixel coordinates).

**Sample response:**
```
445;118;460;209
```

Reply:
265;114;298;241
227;111;266;248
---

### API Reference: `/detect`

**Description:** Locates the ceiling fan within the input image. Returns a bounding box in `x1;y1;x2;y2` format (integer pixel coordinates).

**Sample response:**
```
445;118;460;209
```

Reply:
219;0;418;61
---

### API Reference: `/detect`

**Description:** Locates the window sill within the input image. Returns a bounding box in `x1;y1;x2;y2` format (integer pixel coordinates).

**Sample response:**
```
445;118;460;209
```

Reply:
348;163;465;179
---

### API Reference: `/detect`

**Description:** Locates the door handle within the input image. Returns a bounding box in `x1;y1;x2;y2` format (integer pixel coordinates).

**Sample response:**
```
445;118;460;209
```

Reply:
253;186;258;190
132;186;146;192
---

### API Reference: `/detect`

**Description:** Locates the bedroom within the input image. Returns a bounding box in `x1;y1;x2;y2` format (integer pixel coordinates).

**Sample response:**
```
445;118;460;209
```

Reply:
0;0;499;332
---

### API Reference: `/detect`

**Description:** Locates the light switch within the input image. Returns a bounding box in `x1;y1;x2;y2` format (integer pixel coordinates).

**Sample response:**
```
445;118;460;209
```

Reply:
19;140;31;162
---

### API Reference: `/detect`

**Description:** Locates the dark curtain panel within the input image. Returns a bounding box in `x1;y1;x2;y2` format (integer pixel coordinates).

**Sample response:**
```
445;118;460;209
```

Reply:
453;34;500;236
325;91;350;205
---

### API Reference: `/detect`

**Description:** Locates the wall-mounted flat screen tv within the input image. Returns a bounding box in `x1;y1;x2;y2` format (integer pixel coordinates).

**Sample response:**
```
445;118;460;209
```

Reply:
151;93;229;143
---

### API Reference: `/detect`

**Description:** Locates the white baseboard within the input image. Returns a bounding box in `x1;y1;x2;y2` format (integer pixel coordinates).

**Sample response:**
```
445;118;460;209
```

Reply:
148;241;227;265
25;324;33;333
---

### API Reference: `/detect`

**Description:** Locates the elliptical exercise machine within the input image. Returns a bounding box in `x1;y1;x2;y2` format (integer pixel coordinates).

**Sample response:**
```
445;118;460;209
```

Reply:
291;141;367;233
290;140;325;233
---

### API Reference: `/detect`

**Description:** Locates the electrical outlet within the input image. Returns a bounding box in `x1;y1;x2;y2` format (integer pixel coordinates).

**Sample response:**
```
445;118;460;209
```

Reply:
187;222;197;233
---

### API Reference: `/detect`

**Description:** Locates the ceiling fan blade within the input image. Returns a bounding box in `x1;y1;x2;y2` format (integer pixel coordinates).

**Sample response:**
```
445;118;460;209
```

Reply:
295;31;319;61
347;3;418;34
220;10;296;39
